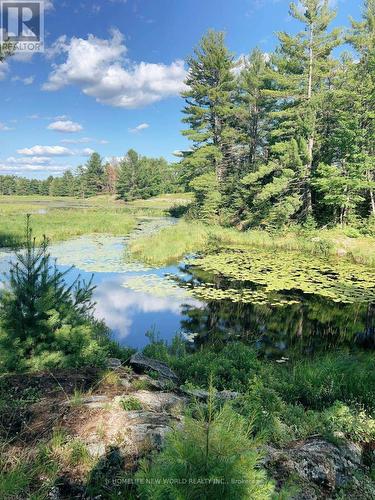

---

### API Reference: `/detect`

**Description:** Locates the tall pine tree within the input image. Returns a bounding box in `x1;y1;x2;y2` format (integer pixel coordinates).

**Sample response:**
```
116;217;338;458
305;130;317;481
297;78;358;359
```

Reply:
181;30;236;186
262;0;341;221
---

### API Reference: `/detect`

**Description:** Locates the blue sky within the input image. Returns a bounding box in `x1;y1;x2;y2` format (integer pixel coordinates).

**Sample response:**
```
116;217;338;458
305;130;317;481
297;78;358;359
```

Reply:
0;0;362;178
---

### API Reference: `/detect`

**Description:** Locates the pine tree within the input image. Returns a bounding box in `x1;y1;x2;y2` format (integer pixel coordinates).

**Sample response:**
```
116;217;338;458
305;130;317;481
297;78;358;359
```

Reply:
347;0;375;216
0;217;101;371
236;48;272;170
117;149;140;201
263;0;341;220
181;30;236;186
84;152;105;197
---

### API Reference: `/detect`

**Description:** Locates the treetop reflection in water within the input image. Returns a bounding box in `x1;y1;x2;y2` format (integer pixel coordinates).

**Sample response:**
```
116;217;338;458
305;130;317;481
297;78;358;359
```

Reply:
171;249;375;357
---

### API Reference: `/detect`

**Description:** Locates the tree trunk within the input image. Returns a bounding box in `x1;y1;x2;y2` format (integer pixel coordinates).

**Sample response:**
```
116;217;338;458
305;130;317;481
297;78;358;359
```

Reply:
305;23;314;217
367;171;375;216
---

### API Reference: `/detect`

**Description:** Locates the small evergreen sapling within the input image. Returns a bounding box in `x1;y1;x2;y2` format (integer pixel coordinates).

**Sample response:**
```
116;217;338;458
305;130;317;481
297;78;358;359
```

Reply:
0;216;108;371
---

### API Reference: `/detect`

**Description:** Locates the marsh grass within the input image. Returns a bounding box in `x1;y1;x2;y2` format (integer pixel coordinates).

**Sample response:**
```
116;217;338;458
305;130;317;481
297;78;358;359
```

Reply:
0;193;195;247
0;208;137;247
129;221;209;265
128;219;375;267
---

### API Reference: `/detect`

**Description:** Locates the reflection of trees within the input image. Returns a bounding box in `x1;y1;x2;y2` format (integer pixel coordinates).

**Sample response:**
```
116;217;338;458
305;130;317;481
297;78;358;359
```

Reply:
177;264;374;357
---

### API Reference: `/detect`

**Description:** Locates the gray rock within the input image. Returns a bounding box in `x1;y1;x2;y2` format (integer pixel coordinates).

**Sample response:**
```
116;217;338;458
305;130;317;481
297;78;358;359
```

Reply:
81;395;111;408
180;387;239;401
264;438;364;497
87;442;106;457
107;358;122;369
120;378;132;390
130;352;178;382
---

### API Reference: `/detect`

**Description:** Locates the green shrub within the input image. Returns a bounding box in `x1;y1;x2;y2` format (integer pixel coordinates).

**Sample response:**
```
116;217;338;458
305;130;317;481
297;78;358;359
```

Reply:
343;227;361;239
136;402;274;499
119;396;143;411
69;440;91;466
0;217;112;372
172;342;261;391
323;402;375;443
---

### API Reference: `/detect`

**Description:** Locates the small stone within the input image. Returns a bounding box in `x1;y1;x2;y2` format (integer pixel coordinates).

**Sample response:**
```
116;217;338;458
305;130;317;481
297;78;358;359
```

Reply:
107;358;122;369
87;442;106;457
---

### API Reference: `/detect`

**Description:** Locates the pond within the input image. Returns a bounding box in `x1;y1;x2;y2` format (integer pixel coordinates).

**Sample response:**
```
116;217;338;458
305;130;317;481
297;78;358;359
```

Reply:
0;219;375;356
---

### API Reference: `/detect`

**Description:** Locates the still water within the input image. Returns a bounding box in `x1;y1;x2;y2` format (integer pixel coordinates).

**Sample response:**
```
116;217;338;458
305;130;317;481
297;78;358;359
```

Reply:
0;220;203;350
0;219;374;356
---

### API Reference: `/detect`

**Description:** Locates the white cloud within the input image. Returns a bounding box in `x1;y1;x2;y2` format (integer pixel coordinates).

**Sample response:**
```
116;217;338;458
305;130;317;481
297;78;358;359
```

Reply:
6;156;52;165
47;119;83;133
61;136;93;144
12;75;35;85
43;30;187;108
0;122;12;131
129;122;149;133
17;145;74;156
82;148;95;156
0;160;72;174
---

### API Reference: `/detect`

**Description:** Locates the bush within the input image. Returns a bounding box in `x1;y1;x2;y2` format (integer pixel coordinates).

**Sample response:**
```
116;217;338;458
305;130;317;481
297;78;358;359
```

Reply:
323;402;375;443
119;396;143;411
0;217;112;372
136;401;274;499
171;342;261;391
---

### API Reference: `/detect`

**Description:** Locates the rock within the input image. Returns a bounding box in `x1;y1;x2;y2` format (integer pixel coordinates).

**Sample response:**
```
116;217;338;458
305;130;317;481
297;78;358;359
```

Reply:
115;390;185;413
264;438;364;497
180;387;239;401
146;377;177;391
130;352;178;382
87;442;106;457
107;358;122;369
120;378;132;390
79;395;111;408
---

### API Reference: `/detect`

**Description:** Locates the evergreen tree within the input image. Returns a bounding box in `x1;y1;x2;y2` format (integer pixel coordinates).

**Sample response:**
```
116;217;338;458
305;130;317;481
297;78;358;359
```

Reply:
0;217;107;371
117;149;140;201
181;30;236;186
347;0;375;216
236;48;271;170
261;0;341;222
84;152;105;197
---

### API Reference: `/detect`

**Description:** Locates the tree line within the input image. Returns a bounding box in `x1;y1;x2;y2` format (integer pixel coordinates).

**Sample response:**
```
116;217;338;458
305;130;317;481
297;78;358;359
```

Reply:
0;150;180;200
181;0;375;229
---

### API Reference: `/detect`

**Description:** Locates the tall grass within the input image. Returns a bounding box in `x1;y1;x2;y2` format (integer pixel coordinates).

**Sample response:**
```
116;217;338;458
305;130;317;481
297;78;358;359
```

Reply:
129;219;375;267
129;220;209;265
0;209;136;247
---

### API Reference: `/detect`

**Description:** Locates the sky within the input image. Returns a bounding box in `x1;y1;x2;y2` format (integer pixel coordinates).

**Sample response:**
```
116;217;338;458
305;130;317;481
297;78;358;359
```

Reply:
0;0;363;179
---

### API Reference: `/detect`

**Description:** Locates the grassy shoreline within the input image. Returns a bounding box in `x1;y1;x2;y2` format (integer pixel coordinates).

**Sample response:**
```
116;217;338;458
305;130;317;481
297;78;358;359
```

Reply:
128;219;375;267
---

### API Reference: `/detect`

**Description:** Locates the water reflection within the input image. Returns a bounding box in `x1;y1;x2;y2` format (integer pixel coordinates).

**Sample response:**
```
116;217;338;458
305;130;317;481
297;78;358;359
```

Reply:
0;233;374;355
177;263;375;357
0;234;203;350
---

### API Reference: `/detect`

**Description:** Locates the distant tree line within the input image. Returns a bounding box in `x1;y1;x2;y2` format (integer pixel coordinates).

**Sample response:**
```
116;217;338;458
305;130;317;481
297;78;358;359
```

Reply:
0;150;180;200
181;0;375;229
